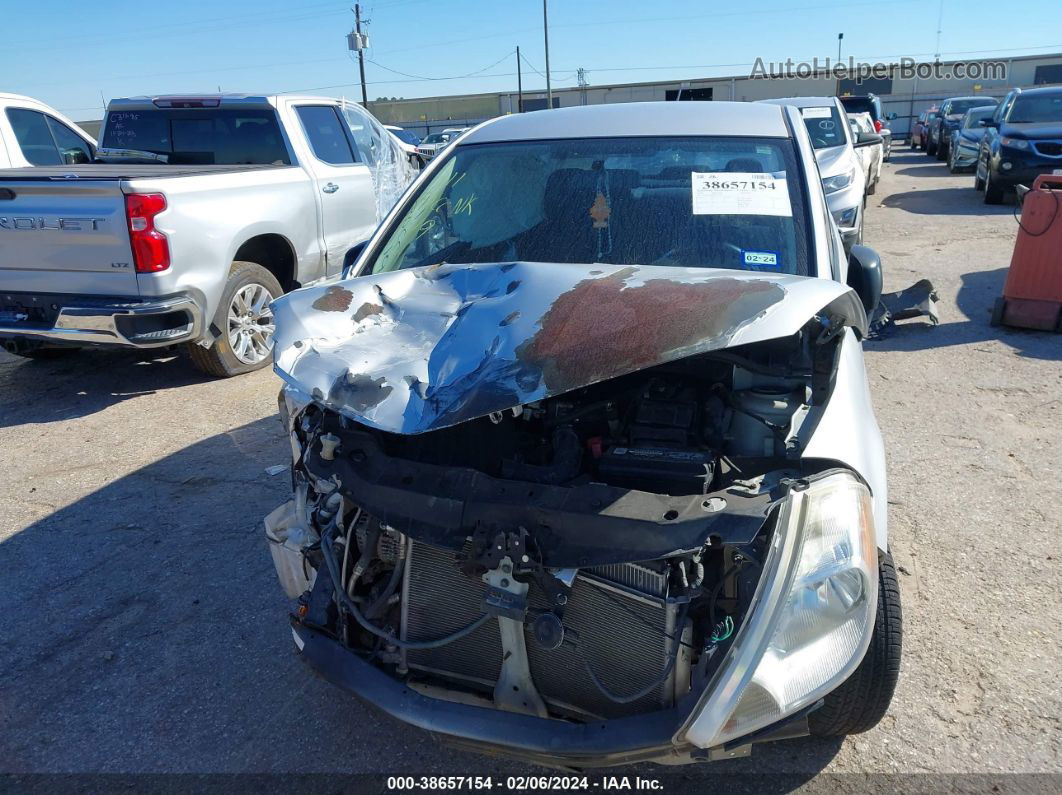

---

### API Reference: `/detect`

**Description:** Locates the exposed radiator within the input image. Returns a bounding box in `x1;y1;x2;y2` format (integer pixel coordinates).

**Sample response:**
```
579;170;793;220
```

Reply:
400;540;690;719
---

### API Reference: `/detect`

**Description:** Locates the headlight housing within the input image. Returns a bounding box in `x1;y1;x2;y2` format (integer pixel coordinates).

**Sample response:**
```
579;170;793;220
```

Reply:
821;168;855;194
1000;137;1030;151
683;471;878;749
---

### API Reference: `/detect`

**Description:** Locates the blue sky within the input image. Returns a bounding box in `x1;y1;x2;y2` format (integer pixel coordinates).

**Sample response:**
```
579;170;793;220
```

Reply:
4;0;1061;120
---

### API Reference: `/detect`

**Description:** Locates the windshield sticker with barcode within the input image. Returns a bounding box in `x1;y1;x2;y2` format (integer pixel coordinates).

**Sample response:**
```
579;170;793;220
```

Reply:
802;106;833;119
741;250;783;271
691;172;792;217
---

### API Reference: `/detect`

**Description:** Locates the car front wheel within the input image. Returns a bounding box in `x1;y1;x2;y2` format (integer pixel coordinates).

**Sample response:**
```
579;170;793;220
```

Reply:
984;167;1005;204
809;552;902;736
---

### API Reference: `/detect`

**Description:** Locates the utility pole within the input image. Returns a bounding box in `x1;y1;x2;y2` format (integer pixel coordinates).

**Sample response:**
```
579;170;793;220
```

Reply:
516;46;523;113
542;0;552;108
355;4;368;106
837;32;843;63
577;67;588;106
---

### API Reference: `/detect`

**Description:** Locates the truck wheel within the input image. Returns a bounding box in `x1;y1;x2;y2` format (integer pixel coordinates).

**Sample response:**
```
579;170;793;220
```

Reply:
186;261;283;378
809;552;902;736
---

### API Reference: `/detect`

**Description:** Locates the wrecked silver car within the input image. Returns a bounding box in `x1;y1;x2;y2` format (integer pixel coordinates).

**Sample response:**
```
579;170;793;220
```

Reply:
264;102;902;768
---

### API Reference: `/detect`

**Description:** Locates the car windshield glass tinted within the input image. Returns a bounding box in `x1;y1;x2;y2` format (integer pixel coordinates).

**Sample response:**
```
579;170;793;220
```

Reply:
963;108;995;128
949;99;993;116
801;106;847;149
366;136;811;277
1009;93;1062;123
423;133;446;144
101;109;289;164
391;129;420;145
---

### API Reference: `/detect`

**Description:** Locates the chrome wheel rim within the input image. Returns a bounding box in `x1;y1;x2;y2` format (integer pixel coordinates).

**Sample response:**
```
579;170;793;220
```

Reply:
227;282;275;364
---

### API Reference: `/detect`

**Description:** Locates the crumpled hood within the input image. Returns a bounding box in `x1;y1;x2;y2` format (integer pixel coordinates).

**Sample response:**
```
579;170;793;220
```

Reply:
271;261;865;434
814;144;853;178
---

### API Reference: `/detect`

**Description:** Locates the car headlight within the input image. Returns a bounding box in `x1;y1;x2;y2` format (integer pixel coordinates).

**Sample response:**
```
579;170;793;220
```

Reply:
683;471;878;749
821;168;855;194
1000;137;1030;150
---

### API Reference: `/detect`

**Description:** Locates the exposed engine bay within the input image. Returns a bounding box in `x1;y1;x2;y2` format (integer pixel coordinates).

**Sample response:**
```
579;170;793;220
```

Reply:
268;325;846;726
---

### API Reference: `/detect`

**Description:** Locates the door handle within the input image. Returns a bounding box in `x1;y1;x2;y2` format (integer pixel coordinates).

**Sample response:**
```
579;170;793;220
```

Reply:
322;182;339;194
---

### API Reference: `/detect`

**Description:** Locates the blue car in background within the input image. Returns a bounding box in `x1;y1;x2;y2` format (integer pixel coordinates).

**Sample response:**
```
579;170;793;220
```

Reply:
948;106;997;173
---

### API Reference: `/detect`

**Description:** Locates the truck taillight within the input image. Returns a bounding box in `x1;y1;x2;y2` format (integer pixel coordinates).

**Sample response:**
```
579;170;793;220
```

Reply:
873;119;883;133
125;193;170;273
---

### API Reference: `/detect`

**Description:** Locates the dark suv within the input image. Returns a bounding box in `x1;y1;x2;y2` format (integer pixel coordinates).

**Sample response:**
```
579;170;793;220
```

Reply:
927;95;999;160
839;94;895;160
976;86;1062;204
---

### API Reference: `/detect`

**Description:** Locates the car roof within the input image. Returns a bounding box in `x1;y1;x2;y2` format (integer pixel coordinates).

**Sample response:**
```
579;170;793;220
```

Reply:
758;96;839;110
462;101;790;145
944;95;995;103
1014;85;1062;97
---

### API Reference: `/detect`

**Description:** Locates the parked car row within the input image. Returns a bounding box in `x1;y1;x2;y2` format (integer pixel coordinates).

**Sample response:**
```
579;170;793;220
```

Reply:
912;85;1062;205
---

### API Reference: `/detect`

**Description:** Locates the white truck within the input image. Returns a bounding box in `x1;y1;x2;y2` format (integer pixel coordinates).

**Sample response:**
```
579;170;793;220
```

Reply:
0;92;96;168
0;93;413;376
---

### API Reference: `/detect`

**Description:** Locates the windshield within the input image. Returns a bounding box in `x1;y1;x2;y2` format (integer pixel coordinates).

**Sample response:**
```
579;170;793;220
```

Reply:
390;128;420;145
963;108;995;129
800;106;847;149
101;109;289;164
365;136;811;277
423;133;446;144
949;99;994;116
840;97;876;117
1009;93;1062;123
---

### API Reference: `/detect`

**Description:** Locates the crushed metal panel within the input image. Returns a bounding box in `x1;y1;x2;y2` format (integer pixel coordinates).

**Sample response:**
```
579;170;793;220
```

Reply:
271;261;863;435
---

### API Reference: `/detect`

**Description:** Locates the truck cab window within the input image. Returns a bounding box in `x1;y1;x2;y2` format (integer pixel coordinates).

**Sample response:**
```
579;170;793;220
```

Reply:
5;108;61;165
46;116;93;163
296;106;357;165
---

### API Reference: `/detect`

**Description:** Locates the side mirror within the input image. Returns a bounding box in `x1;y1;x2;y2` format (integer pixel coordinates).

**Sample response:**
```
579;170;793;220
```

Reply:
847;245;883;317
886;111;897;120
342;240;368;277
854;132;884;148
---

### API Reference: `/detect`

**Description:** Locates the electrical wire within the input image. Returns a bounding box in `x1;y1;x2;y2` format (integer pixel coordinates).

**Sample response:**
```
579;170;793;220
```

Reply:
583;603;690;704
366;50;516;82
320;521;490;650
1014;189;1059;238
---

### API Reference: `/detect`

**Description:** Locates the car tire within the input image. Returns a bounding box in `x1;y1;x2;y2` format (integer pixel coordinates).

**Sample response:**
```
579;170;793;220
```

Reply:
935;142;947;161
983;168;1005;205
809;552;902;737
866;177;877;196
186;261;284;378
926;138;936;156
947;147;959;173
974;170;985;191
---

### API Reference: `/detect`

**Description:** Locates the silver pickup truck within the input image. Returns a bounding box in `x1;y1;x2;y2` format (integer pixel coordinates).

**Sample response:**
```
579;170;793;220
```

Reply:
0;93;413;376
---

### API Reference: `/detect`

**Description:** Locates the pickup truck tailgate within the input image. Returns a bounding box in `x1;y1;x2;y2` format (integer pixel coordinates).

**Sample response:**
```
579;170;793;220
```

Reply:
0;177;138;296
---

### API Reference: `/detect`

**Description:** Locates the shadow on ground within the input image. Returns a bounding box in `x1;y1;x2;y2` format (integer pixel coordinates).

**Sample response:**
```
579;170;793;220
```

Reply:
879;186;1015;216
870;267;1060;359
0;416;843;783
0;347;212;428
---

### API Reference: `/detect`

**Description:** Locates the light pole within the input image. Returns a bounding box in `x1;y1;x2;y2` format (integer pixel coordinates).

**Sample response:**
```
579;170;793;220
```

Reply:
543;0;552;108
837;32;844;64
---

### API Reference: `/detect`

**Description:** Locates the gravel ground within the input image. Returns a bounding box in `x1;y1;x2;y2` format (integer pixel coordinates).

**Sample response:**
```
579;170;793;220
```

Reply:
1;146;1059;789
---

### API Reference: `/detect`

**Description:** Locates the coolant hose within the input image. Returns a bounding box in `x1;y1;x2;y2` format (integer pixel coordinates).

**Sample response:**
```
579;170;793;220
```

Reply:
320;529;491;650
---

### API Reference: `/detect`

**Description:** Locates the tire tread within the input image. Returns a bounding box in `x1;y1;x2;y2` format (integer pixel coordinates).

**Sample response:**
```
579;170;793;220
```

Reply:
809;552;902;736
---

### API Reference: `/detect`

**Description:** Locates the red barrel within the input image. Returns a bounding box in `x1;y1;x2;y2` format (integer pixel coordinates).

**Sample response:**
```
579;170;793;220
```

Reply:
994;174;1062;331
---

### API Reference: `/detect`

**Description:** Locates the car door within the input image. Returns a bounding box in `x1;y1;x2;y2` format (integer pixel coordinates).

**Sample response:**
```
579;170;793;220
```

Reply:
291;103;377;276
